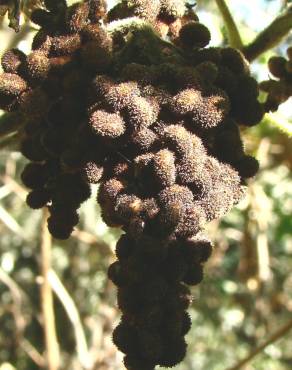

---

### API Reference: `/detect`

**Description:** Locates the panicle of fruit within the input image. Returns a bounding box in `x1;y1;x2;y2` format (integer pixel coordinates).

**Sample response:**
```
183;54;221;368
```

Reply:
260;47;292;112
0;1;265;369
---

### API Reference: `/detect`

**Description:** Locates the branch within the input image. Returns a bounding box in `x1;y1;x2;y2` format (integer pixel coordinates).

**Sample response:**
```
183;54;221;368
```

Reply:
0;174;27;201
215;0;243;49
0;203;24;236
0;112;23;138
228;318;292;370
21;339;46;368
243;8;292;61
251;184;271;282
40;209;60;370
0;133;20;152
48;269;93;369
0;266;25;334
265;112;292;137
0;267;45;367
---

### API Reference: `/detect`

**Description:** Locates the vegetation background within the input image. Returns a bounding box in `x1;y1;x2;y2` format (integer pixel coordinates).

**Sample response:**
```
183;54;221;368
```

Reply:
0;1;291;369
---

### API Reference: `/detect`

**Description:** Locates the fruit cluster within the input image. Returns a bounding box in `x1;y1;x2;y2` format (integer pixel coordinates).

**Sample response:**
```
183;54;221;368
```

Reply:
260;46;292;112
0;0;264;368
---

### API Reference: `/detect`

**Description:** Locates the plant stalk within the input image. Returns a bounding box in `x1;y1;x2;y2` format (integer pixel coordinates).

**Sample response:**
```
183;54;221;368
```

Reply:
215;0;243;49
243;8;292;61
40;209;60;370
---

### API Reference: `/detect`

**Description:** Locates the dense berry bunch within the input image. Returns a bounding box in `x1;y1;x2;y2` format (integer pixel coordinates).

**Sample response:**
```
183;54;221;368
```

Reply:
260;46;292;112
1;0;111;238
0;0;264;368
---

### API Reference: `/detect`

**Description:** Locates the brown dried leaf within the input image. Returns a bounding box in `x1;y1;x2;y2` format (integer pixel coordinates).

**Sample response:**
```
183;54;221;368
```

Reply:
0;0;21;31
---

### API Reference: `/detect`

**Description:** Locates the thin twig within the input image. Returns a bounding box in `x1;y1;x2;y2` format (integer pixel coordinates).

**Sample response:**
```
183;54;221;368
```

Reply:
0;184;12;199
40;209;60;370
215;0;243;49
48;269;93;369
21;339;46;368
243;7;292;61
0;174;27;201
72;228;114;255
0;267;45;367
0;133;20;152
228;318;292;370
248;183;271;282
0;203;24;236
72;228;99;245
0;267;25;335
0;265;29;301
0;112;23;138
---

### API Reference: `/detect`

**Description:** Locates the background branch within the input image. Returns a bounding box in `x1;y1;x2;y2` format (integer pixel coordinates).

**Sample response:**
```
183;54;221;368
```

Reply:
0;267;45;367
228;318;292;370
40;209;60;370
0;133;20;152
0;266;25;335
0;112;23;138
243;8;292;61
265;112;292;137
21;339;46;368
215;0;243;49
48;269;93;370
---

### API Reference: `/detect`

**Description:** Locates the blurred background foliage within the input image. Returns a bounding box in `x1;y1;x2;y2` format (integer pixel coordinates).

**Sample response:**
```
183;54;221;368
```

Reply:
0;1;291;370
